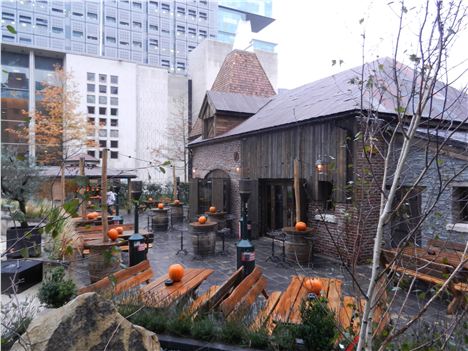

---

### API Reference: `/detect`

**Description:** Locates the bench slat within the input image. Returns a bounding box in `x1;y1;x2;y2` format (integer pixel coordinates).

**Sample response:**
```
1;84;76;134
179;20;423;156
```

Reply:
187;285;219;317
227;276;267;320
250;291;282;332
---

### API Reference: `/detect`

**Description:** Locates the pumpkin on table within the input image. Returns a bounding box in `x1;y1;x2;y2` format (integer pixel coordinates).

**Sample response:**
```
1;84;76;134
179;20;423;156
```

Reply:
107;228;119;241
87;212;99;220
168;264;184;282
198;216;207;224
115;226;124;234
295;221;307;231
157;203;164;209
209;206;217;213
304;278;323;295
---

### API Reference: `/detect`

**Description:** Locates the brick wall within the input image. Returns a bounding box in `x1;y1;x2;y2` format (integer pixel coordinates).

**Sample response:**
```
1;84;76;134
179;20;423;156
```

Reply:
191;139;241;237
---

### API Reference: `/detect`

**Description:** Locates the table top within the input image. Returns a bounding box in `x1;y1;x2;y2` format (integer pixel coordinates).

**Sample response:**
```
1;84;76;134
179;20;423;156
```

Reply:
73;216;118;225
140;268;214;308
81;229;151;243
396;246;468;270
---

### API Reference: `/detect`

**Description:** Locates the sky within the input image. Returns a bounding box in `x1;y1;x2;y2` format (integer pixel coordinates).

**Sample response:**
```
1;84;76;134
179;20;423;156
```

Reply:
256;0;468;90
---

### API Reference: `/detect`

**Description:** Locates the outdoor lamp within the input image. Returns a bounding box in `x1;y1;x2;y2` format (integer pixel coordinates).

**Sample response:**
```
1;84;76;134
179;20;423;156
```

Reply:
131;180;143;201
129;179;146;266
237;178;255;277
315;158;329;175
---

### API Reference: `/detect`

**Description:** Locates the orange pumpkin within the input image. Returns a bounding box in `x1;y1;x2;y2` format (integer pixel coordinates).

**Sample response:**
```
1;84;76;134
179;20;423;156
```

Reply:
168;264;184;282
158;203;164;209
209;206;217;213
198;216;207;224
174;199;180;205
107;228;119;241
295;221;307;231
87;212;99;220
115;226;124;234
304;278;323;295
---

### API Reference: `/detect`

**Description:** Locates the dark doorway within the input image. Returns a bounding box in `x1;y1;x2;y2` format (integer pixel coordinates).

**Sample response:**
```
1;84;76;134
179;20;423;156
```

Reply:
259;179;295;234
390;187;423;247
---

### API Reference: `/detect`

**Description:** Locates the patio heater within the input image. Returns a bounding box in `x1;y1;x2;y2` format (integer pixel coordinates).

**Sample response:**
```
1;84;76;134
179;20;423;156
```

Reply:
236;178;255;276
112;180;123;224
128;180;146;266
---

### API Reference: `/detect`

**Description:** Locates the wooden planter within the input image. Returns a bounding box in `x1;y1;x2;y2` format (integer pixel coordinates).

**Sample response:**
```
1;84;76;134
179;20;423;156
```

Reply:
206;211;226;230
150;208;169;231
189;222;217;256
282;227;314;264
86;240;121;283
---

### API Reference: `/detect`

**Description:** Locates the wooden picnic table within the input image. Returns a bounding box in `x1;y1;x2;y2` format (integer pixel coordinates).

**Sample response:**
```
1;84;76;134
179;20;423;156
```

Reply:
396;247;468;271
72;215;121;227
140;268;214;308
81;229;152;246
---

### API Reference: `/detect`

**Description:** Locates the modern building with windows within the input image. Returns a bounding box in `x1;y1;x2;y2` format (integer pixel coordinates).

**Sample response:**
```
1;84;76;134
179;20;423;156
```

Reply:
1;0;275;73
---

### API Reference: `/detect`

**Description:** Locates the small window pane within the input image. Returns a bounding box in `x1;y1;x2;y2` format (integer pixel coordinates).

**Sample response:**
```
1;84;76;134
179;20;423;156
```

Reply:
110;75;118;84
87;117;95;125
99;118;106;126
87;72;95;81
110;151;118;159
110;140;118;148
99;129;107;137
110;129;118;137
87;83;95;92
99;107;106;115
99;74;107;83
87;106;95;114
110;86;118;94
110;97;118;106
87;150;96;157
87;95;95;103
110;119;118;126
110;108;118;116
99;140;106;147
99;96;107;104
99;85;107;93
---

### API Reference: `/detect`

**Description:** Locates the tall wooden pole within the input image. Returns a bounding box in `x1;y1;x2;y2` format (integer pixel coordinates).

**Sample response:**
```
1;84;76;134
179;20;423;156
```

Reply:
101;149;108;242
79;157;86;218
61;162;66;205
172;165;177;200
294;158;301;223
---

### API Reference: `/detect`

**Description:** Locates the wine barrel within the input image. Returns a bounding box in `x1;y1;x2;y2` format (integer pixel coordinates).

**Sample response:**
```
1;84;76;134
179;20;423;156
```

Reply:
283;227;314;265
151;208;169;231
87;241;121;283
206;211;226;230
170;204;184;224
190;222;217;256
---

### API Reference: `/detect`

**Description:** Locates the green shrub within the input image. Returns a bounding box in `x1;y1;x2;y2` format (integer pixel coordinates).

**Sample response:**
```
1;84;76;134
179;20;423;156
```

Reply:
191;316;217;341
38;267;77;308
297;297;338;351
167;314;192;336
245;328;269;349
221;319;246;344
270;323;298;350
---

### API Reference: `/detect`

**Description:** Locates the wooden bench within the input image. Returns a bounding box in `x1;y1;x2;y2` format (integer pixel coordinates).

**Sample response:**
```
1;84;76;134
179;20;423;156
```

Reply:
428;239;466;253
75;223;134;234
78;260;153;296
382;249;467;314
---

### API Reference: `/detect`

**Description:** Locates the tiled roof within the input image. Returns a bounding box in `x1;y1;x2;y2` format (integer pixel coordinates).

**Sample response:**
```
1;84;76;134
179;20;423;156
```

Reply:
211;50;276;97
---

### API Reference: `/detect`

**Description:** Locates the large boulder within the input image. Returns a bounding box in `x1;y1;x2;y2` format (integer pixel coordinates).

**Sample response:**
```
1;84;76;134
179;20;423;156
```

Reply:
12;292;160;351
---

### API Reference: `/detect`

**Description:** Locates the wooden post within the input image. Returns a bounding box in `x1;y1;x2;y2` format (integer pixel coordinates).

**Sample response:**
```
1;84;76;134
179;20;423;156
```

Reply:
294;158;301;223
101;148;108;242
173;165;177;200
79;157;86;218
61;162;65;205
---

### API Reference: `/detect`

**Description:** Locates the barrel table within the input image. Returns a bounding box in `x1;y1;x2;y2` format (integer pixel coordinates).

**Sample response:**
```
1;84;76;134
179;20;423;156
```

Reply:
282;227;314;265
189;221;217;257
150;208;169;232
86;239;122;283
206;211;227;230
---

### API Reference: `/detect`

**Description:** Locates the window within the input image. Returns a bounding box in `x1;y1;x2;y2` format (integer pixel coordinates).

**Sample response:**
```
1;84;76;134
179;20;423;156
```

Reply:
188;9;196;17
453;187;468;223
19;15;32;25
133;21;142;28
106;36;116;43
36;18;48;28
120;20;129;27
87;35;98;41
87;12;98;20
110;75;118;84
110;119;118;126
19;37;32;44
119;40;129;46
199;11;207;20
2;12;15;22
99;129;107;137
99;118;106;126
188;44;196;52
110;151;118;159
176;62;185;71
99;151;103;158
110;140;118;148
110;86;118;94
87;95;95;104
161;3;170;11
99;74;107;83
110;129;119;137
72;30;84;38
87;150;96;157
99;140;107;147
199;29;207;38
176;25;185;34
72;12;83;17
133;1;142;9
133;40;142;48
110;108;118;116
99;107;107;115
52;26;63;34
99;85;107;93
149;24;158;31
87;106;95;114
106;16;116;23
149;1;158;8
149;38;158;50
188;27;196;36
177;7;185;15
317;181;334;211
110;97;118;106
51;7;64;13
87;72;95;81
87;84;95;92
99;96;107;104
161;59;170;68
87;117;95;125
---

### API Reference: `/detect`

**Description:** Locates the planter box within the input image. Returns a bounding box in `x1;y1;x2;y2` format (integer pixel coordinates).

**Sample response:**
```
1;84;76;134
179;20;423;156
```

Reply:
6;226;42;259
1;259;43;294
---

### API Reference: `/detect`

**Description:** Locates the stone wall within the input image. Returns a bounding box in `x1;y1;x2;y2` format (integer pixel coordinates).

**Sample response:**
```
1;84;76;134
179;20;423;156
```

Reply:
191;139;241;237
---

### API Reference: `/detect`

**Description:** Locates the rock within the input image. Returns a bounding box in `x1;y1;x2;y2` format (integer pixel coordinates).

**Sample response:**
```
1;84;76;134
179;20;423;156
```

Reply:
12;292;160;351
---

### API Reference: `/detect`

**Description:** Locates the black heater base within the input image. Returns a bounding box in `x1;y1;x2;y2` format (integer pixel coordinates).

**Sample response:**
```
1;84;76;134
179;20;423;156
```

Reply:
1;260;43;294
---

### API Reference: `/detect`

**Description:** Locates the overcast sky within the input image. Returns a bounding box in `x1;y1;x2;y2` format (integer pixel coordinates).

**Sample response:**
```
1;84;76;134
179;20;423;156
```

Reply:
257;0;467;90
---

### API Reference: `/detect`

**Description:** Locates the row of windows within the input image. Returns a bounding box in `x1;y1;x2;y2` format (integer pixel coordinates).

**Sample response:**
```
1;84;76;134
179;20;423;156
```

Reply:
87;73;118;84
88;117;119;127
87;84;119;95
88;150;119;159
104;10;208;26
87;95;119;105
87;106;119;116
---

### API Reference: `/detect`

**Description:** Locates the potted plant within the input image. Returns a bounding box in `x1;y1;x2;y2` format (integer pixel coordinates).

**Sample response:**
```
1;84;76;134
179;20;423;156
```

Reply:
1;148;42;258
